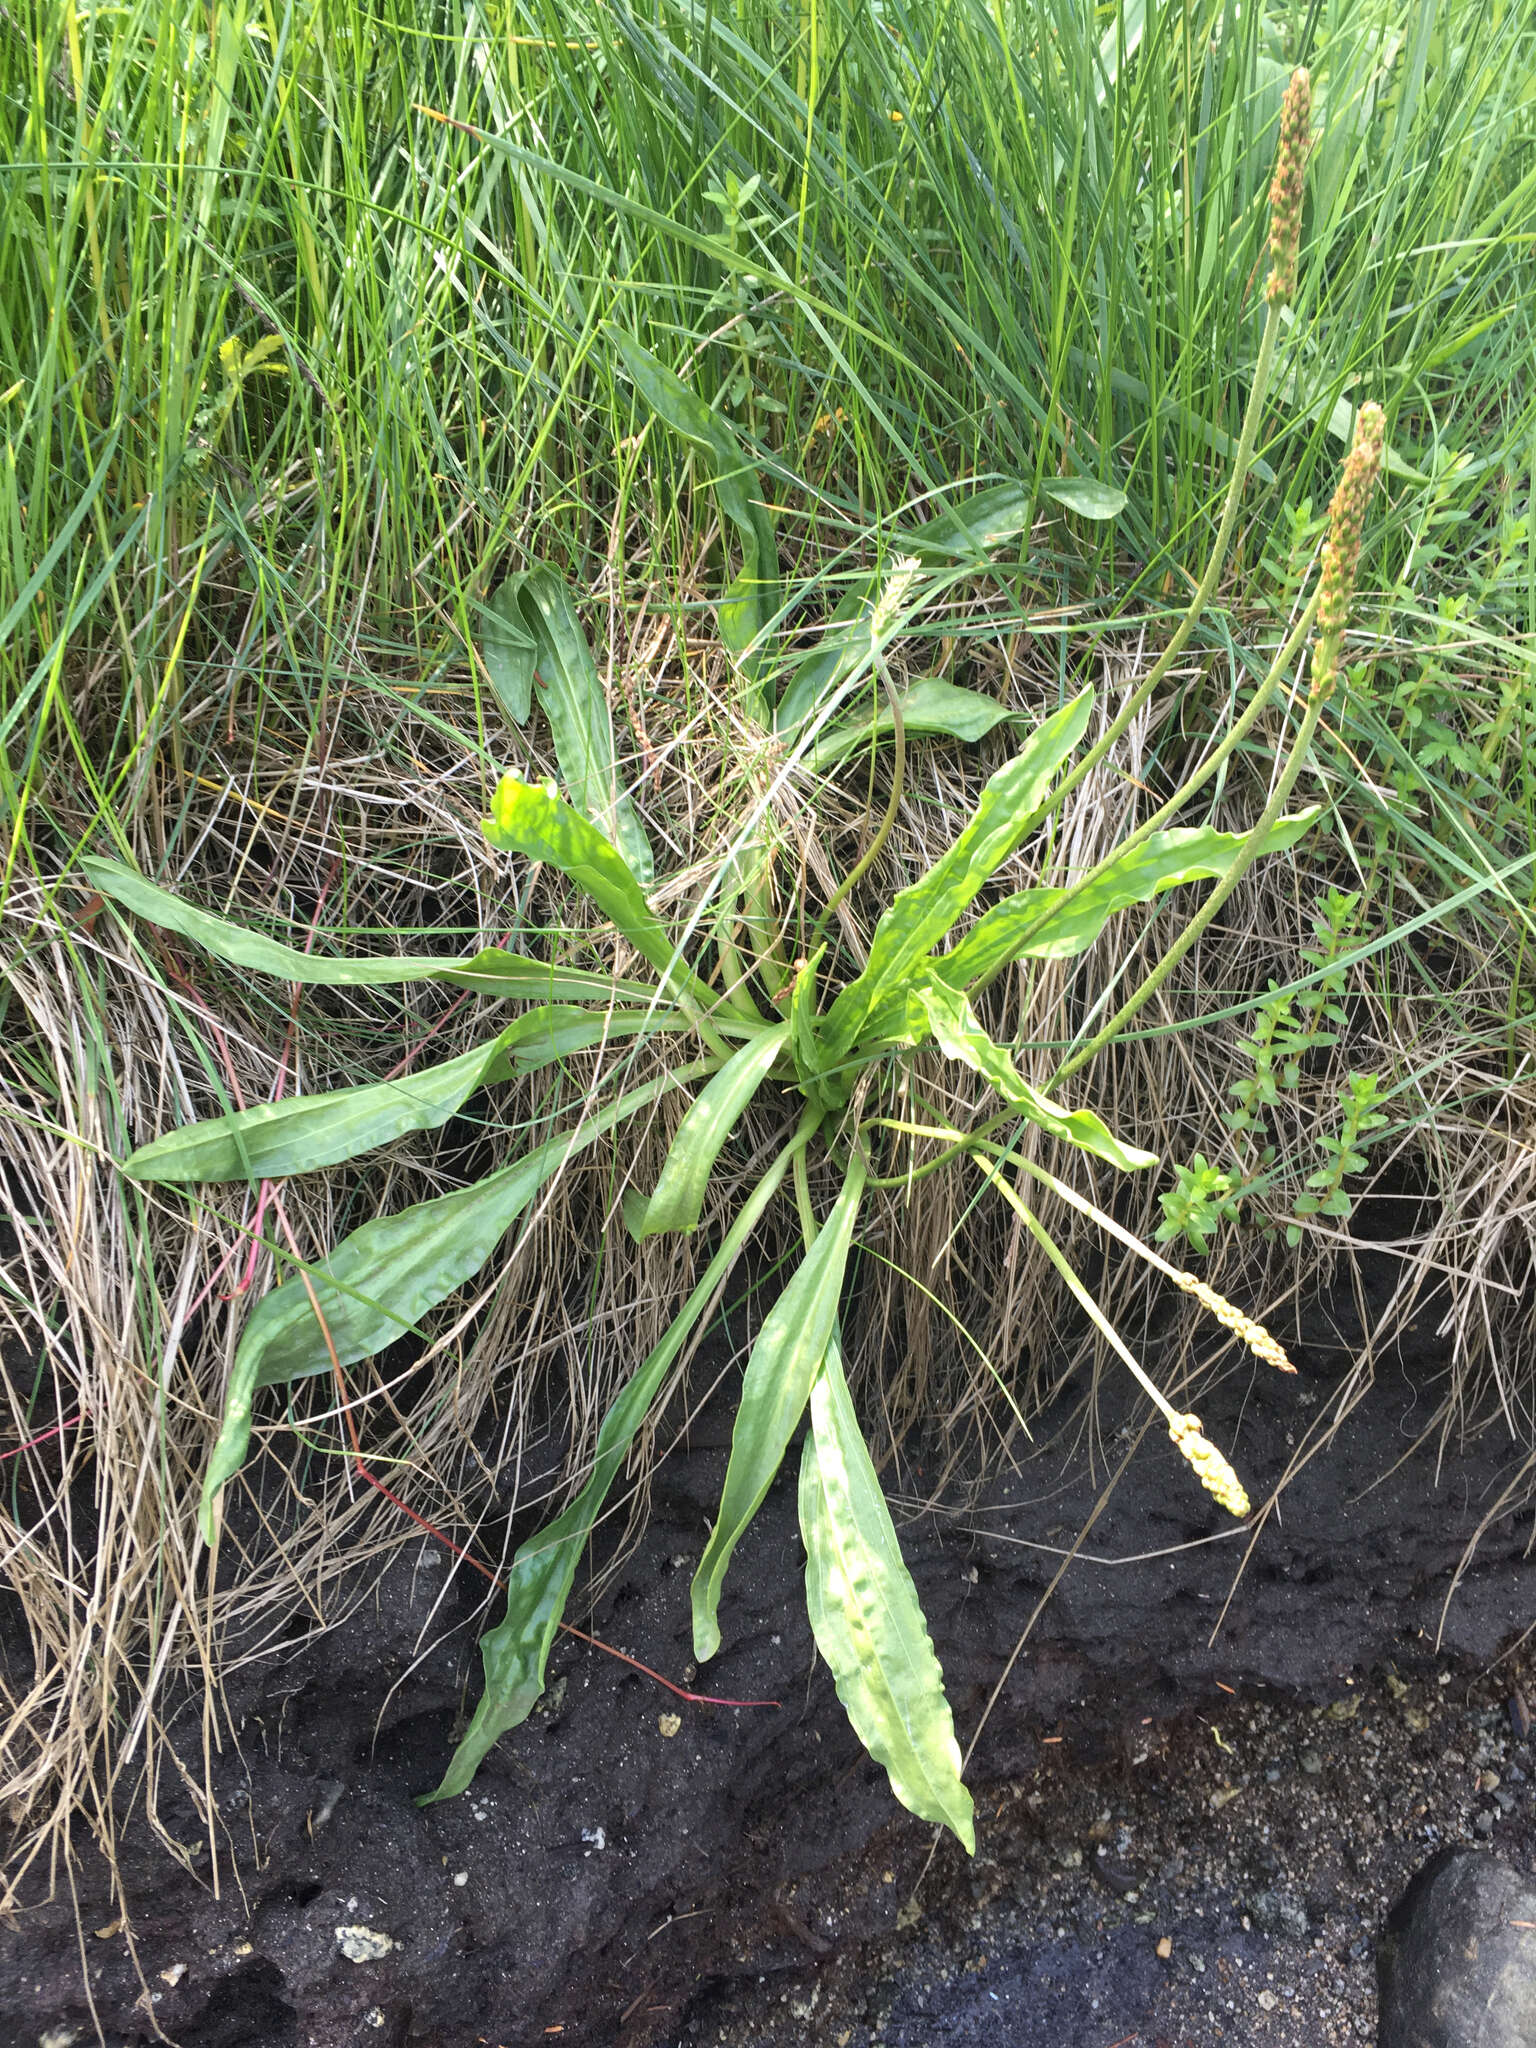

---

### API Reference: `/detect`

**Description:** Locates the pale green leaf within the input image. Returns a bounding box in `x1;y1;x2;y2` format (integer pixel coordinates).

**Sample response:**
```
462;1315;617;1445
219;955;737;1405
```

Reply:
1043;476;1128;520
127;1008;671;1184
427;1143;798;1801
807;680;1014;769
918;980;1157;1172
626;1022;789;1239
477;583;536;726
691;1153;868;1661
482;777;713;1008
800;1338;974;1851
819;693;1092;1058
494;567;654;886
787;944;827;1094
901;481;1032;564
772;574;881;735
775;487;1033;737
82;857;652;1003
937;811;1321;987
200;1068;694;1542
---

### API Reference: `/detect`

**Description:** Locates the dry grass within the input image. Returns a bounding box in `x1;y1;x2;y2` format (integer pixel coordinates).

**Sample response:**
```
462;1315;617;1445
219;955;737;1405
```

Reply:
4;573;1535;1913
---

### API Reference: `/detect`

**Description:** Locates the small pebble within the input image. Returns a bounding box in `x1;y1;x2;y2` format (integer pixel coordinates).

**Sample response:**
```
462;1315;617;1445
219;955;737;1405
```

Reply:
1300;1749;1324;1775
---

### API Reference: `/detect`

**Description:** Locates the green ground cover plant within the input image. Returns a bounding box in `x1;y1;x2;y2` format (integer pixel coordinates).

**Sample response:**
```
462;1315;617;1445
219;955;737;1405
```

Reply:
80;76;1391;1842
1;0;1533;1891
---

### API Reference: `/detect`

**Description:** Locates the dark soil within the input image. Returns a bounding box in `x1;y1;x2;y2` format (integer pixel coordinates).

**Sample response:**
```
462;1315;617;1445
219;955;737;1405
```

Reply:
2;1289;1534;2048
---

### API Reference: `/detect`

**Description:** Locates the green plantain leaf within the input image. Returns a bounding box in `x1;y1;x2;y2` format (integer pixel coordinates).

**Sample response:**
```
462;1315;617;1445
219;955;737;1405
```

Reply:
901;481;1033;565
487;567;654;887
127;1008;672;1184
82;857;655;1004
626;1022;789;1240
477;583;536;725
936;811;1321;989
482;777;713;1009
917;979;1157;1172
613;332;778;719
787;944;827;1095
692;1152;868;1661
427;1141;801;1802
818;692;1092;1059
1043;477;1127;520
199;1067;697;1542
775;485;1035;735
772;573;881;735
800;1336;974;1851
806;679;1015;769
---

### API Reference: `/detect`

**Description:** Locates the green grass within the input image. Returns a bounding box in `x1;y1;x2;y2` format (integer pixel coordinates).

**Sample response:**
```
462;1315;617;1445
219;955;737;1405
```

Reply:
4;0;1534;853
2;0;1536;1890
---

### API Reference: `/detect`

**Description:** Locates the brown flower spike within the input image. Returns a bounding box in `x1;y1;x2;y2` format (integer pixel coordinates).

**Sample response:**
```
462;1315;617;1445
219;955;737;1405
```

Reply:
1266;68;1312;306
1312;400;1386;694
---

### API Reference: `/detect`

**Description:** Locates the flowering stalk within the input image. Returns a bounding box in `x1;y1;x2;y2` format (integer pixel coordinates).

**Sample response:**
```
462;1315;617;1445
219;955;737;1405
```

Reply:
1311;401;1387;696
1052;400;1386;1090
1266;69;1312;307
1034;71;1317;848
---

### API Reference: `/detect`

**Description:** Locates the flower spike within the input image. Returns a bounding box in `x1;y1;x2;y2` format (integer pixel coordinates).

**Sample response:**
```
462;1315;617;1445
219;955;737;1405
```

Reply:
1266;68;1312;307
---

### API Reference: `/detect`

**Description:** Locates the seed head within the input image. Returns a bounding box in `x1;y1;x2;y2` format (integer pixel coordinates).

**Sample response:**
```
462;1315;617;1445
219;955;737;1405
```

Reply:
1313;401;1386;692
1169;1412;1251;1519
1266;68;1312;307
1174;1271;1296;1373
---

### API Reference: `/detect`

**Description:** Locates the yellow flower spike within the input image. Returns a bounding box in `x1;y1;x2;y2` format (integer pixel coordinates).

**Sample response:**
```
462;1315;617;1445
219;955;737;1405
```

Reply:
1169;1413;1251;1519
1172;1272;1296;1374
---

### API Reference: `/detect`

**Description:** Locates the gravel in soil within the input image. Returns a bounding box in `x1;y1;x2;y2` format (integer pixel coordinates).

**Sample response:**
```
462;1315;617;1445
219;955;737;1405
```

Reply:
673;1656;1536;2048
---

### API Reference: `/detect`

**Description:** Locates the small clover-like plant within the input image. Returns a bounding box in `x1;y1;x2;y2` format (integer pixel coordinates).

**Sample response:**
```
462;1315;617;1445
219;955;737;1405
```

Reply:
93;71;1383;1851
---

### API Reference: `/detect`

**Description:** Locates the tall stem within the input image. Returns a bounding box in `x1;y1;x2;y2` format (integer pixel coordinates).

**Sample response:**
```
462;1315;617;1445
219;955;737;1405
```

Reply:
1034;303;1283;829
1050;672;1330;1088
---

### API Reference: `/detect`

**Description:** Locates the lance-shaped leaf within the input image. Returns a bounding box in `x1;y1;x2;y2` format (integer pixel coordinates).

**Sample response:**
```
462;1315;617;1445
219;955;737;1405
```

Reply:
483;777;713;1009
800;1338;974;1851
936;811;1321;989
773;573;881;735
614;332;778;718
818;692;1092;1059
1043;476;1127;520
918;979;1157;1172
902;481;1032;565
806;679;1014;769
82;857;655;1004
427;1140;800;1802
482;568;654;887
476;582;536;725
788;945;827;1094
626;1023;789;1240
775;485;1034;735
127;1008;671;1185
199;1067;696;1542
692;1152;868;1661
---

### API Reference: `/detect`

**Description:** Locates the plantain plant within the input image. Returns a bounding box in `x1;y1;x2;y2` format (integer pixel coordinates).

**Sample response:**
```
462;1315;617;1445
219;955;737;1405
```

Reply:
91;73;1384;1848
